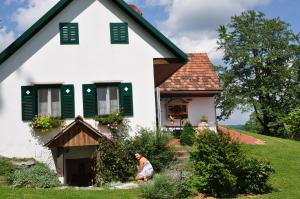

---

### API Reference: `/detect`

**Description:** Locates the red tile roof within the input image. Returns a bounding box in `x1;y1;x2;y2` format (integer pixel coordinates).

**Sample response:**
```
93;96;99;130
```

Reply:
160;53;222;93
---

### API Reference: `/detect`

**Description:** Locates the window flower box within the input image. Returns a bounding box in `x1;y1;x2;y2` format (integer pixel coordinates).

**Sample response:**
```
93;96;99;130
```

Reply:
30;115;65;132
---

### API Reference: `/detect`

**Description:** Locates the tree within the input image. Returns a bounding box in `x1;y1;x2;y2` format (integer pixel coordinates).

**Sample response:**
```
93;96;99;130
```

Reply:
217;10;300;136
244;112;263;133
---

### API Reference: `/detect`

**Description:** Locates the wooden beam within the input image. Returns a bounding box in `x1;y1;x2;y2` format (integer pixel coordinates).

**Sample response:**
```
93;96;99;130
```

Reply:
153;58;183;65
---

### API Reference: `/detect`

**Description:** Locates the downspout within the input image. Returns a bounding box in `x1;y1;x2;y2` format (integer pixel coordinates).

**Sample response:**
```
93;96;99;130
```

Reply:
154;87;161;129
214;95;218;132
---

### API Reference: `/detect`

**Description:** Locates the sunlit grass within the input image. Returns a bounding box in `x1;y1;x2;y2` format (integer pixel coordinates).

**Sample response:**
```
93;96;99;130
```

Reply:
238;130;300;198
0;187;140;199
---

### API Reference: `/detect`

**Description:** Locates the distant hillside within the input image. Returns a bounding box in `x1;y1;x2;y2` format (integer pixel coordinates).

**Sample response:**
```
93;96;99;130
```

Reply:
226;125;245;131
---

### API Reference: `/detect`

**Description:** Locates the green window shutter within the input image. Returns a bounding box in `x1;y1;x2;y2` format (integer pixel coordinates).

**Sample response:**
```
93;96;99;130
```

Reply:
21;86;37;121
110;23;129;44
61;85;75;119
59;23;79;45
119;83;133;116
82;84;97;118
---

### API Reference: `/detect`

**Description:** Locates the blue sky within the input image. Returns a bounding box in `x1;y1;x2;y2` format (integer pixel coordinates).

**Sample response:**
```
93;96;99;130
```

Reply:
0;0;299;125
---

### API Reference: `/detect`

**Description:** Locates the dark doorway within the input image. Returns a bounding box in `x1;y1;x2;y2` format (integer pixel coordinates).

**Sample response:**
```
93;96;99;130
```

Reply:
66;158;94;186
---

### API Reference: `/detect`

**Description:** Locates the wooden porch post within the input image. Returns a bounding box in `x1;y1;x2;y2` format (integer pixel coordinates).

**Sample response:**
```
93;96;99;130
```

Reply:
56;147;64;177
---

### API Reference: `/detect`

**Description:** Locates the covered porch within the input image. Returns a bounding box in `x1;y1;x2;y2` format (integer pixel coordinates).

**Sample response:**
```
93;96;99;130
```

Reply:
156;53;223;132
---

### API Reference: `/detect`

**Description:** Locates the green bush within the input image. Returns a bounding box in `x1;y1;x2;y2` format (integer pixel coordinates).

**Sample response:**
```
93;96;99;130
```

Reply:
9;163;60;188
0;159;15;177
191;160;237;197
142;170;193;199
190;131;239;197
180;122;195;146
236;158;273;194
190;130;273;197
141;174;176;199
93;139;135;186
172;171;193;198
284;108;300;140
127;128;175;173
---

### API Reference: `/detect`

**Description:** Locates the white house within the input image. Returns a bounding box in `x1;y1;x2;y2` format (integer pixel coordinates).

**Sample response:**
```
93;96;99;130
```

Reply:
0;0;221;185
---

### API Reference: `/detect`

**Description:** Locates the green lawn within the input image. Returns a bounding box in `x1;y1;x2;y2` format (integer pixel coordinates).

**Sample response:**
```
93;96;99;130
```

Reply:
238;130;300;199
0;187;140;199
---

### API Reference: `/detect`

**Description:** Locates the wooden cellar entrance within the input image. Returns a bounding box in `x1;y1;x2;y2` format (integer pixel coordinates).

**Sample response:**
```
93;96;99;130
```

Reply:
45;117;109;186
66;158;94;186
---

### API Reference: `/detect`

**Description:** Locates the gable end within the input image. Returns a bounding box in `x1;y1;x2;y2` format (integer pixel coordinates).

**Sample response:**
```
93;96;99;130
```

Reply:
0;0;188;65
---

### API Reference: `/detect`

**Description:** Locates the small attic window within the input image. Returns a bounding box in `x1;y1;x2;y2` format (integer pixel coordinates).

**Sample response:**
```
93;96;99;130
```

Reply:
110;23;129;44
59;23;79;45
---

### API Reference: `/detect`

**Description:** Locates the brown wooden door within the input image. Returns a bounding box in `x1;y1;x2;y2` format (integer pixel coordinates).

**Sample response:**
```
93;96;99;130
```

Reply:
66;158;94;186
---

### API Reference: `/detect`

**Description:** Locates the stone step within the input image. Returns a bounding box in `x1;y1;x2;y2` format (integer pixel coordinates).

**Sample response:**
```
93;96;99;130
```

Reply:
176;154;190;159
176;153;189;157
169;141;191;169
175;150;189;154
172;162;188;170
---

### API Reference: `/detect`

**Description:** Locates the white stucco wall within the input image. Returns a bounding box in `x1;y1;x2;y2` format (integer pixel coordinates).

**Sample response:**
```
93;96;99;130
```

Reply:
0;0;176;167
160;97;217;131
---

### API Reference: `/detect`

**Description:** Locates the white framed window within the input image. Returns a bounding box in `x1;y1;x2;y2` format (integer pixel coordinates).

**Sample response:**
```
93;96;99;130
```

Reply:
97;86;119;115
37;88;61;117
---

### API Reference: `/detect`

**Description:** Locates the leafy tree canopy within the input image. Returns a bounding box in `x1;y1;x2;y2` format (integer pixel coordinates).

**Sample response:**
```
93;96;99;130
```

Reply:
217;10;300;136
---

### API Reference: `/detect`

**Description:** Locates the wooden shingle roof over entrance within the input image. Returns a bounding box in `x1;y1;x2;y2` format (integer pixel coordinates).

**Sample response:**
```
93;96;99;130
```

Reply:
44;117;110;148
159;53;223;97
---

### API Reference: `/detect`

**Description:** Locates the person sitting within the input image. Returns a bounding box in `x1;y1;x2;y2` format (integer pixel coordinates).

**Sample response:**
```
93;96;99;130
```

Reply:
135;152;154;181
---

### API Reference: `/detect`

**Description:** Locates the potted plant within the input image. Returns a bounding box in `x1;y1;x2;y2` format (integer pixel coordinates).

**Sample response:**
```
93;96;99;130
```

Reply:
200;115;208;123
94;112;123;127
198;115;209;132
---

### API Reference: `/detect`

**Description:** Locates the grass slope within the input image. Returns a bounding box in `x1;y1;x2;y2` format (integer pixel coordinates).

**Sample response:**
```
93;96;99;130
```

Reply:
239;130;300;198
0;187;140;199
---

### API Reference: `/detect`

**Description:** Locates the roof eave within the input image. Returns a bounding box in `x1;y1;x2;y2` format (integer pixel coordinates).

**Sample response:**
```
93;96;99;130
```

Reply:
160;89;223;93
160;90;223;93
160;90;223;97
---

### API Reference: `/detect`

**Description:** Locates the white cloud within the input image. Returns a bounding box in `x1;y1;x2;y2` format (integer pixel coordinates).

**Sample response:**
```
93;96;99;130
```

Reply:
241;0;270;6
12;0;59;31
0;27;15;51
143;0;172;6
124;0;172;6
158;0;271;63
171;36;223;64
